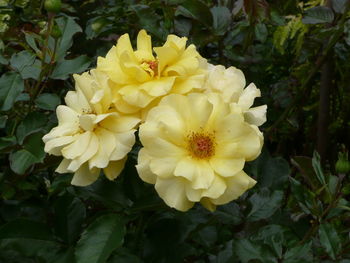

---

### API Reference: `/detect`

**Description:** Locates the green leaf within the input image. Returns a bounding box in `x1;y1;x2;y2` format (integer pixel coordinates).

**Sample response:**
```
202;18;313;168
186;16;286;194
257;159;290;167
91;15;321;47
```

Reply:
234;239;277;263
283;241;313;263
312;151;326;186
255;225;286;258
0;53;8;65
9;132;45;174
174;18;192;36
50;55;91;80
0;136;16;150
0;72;24;111
0;218;62;261
211;6;231;36
75;214;125;263
255;23;268;42
176;0;213;27
344;20;350;46
0;115;7;128
54;195;86;245
35;93;61;110
108;248;141;263
10;50;41;80
247;189;284;221
302;6;334;24
130;5;166;40
215;203;243;225
249;150;290;190
24;32;42;55
319;223;341;260
332;0;347;14
55;16;82;61
0;219;54;241
16;112;48;145
289;177;316;214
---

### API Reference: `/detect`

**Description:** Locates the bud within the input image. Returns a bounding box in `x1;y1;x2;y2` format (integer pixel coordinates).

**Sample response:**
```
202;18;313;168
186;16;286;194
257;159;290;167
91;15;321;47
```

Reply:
44;0;62;13
51;24;62;39
336;151;350;174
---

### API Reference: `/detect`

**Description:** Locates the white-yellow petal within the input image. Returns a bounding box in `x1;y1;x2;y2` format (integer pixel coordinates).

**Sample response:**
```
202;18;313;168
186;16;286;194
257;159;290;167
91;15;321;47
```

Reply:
237;83;261;111
104;158;127;180
61;132;92;159
155;177;194;212
89;128;116;169
209;157;245;177
136;148;157;184
211;171;256;205
71;164;100;186
67;133;99;171
244;105;267;126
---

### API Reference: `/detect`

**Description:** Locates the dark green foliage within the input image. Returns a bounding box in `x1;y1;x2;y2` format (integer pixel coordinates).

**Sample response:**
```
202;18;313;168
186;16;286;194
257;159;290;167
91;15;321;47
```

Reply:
0;0;350;262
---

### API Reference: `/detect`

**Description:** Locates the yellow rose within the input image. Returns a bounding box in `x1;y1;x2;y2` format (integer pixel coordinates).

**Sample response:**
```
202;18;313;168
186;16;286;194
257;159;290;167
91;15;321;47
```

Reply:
43;70;140;186
205;64;267;126
97;30;207;114
136;93;262;211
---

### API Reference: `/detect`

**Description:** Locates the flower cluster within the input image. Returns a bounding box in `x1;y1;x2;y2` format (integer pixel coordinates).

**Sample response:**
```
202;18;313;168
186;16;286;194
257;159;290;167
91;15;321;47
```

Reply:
43;30;267;211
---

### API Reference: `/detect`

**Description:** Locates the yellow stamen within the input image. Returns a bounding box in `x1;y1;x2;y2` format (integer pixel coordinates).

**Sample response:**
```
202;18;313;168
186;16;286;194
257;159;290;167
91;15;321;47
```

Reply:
187;131;215;159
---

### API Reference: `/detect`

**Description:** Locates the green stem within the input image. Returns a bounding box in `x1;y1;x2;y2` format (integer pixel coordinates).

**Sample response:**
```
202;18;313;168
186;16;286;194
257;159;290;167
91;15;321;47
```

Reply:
30;13;55;108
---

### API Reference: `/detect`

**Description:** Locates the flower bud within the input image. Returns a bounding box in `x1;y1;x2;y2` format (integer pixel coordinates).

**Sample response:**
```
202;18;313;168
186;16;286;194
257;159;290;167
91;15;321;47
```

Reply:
336;152;350;174
44;0;62;13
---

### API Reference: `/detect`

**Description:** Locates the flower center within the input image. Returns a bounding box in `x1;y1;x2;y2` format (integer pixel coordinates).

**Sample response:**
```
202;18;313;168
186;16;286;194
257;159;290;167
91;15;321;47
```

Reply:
187;132;215;159
141;59;158;77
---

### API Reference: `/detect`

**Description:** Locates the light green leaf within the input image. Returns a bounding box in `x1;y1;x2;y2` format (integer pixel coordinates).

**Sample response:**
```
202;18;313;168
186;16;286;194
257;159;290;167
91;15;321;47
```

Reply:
247;189;284;221
319;223;341;260
312;151;326;186
302;6;334;24
75;214;125;263
35;93;61;110
10;50;41;80
9;132;45;174
0;72;24;111
211;6;231;36
50;55;91;80
16;112;48;145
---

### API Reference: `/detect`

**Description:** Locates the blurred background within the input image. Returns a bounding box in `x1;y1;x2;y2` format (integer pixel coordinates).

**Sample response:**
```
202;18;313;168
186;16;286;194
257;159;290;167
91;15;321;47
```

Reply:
0;0;350;262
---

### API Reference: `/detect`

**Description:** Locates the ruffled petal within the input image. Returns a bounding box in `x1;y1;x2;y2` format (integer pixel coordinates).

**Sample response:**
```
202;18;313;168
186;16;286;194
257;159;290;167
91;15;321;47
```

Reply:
155;177;194;212
104;158;127;180
211;171;256;205
209;157;245;177
136;148;157;184
71;163;100;186
244;105;267;126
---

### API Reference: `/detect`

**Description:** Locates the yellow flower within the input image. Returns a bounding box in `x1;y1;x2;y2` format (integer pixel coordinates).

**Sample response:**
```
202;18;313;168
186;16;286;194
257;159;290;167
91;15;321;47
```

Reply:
205;64;267;126
136;93;262;211
97;30;207;114
43;70;140;186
